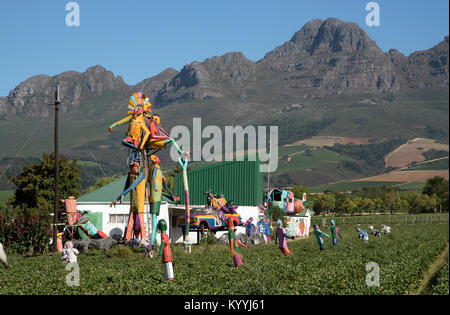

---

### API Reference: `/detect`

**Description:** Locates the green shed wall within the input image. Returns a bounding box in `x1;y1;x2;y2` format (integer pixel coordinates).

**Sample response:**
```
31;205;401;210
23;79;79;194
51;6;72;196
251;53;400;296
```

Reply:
174;160;263;207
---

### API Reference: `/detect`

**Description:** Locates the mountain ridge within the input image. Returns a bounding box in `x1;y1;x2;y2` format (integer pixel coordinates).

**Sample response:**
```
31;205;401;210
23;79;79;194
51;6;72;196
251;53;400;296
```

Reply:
1;18;448;118
0;17;448;190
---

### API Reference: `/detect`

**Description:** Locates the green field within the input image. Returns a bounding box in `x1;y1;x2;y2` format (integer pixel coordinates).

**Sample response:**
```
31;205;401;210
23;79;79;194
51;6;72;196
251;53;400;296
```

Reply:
311;213;449;227
276;145;353;174
431;254;449;295
395;182;426;192
278;144;312;156
400;158;449;171
1;223;448;295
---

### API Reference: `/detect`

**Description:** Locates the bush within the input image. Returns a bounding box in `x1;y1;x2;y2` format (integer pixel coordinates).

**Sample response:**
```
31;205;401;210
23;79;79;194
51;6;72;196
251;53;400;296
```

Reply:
266;206;285;226
0;205;52;255
106;245;136;259
200;231;218;245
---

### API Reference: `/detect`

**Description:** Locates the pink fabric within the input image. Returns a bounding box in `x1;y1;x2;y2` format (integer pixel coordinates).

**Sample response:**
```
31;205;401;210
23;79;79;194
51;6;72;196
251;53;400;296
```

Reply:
233;253;243;267
137;92;142;104
275;227;287;248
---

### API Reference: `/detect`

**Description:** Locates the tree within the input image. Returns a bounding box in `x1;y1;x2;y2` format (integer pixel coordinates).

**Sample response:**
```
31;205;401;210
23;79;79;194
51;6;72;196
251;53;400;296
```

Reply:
361;197;375;215
373;198;384;214
292;185;309;200
423;176;448;197
352;197;363;215
423;176;449;213
9;153;81;212
312;193;335;215
398;197;409;213
338;196;357;215
266;205;285;227
383;188;401;215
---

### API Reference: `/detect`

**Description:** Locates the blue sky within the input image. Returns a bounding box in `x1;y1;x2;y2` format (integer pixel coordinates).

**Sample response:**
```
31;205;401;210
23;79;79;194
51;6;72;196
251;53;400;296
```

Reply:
0;0;448;96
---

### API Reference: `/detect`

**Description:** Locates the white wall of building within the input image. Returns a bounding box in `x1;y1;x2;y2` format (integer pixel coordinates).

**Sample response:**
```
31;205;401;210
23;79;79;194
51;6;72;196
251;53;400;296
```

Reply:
77;202;261;244
77;202;169;245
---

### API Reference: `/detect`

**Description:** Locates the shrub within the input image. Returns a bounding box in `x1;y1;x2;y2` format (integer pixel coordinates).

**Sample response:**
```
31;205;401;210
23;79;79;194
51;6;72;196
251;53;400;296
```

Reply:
106;245;136;259
0;205;52;255
266;205;285;226
200;231;218;245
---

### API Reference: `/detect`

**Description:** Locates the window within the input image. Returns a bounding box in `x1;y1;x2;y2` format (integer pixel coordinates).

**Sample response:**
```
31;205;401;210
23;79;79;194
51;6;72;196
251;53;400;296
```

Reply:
109;214;129;224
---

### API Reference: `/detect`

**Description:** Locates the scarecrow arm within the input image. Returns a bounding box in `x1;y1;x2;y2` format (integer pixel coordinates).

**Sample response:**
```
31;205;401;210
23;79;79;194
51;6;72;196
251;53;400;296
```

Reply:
109;115;132;131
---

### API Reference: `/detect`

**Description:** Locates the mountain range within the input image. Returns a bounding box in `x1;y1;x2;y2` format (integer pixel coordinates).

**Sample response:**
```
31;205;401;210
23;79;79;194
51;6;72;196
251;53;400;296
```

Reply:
0;17;448;190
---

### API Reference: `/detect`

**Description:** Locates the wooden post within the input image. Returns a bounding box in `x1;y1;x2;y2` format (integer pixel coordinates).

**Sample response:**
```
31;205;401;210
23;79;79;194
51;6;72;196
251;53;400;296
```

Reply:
53;83;61;252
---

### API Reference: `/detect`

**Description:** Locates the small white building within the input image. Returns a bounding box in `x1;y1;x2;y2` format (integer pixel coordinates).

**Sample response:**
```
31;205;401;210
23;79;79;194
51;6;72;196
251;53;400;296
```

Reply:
76;176;261;244
285;209;312;237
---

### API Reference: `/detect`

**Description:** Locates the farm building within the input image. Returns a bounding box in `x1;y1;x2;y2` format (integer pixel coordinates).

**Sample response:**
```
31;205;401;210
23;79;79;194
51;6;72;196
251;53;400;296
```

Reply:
285;209;312;237
76;159;264;243
76;175;181;245
173;159;264;235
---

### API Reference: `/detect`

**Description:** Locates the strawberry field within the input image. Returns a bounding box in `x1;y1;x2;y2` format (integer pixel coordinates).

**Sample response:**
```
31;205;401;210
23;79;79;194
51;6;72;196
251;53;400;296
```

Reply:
0;223;448;295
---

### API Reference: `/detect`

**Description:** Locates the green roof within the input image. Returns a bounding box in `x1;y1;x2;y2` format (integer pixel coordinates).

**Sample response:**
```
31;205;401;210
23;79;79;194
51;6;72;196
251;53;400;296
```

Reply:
298;209;310;216
174;158;263;207
78;175;172;203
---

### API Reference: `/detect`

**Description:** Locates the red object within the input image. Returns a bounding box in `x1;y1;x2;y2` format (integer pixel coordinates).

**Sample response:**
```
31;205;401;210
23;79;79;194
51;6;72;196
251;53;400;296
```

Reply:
97;230;107;239
149;120;170;140
161;233;173;263
280;246;292;256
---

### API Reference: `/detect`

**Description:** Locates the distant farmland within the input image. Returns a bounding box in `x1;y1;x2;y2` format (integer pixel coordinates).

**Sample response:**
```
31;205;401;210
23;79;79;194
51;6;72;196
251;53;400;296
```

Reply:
293;136;369;147
276;144;353;173
399;158;449;171
385;138;449;169
353;170;449;183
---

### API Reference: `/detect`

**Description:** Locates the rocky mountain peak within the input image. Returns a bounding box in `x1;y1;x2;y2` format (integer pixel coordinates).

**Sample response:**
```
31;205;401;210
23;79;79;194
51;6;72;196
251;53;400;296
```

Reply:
307;18;380;54
263;18;380;61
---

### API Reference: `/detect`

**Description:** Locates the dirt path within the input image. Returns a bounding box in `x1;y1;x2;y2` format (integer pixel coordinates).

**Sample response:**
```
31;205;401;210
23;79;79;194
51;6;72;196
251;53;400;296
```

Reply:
410;243;449;295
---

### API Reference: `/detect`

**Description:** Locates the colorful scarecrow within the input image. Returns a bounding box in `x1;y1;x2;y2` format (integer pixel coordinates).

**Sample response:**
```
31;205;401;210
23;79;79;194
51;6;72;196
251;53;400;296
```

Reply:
275;219;295;256
227;217;248;267
158;219;174;280
313;224;329;251
330;219;343;246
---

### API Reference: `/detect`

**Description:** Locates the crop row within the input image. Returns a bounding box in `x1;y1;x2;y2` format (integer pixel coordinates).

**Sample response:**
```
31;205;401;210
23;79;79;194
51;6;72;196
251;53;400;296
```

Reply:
0;223;448;295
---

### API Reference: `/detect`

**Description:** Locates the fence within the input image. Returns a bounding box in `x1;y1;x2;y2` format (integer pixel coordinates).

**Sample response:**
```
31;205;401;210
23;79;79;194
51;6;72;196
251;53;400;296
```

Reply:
311;214;449;227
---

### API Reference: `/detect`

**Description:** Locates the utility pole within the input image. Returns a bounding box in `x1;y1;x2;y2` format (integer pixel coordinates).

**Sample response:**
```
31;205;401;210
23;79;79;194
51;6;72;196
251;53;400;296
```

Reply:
52;83;61;252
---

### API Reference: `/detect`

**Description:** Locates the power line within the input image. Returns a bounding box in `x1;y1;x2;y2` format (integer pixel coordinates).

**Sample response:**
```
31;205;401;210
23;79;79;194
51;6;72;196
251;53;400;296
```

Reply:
62;107;108;177
0;104;46;180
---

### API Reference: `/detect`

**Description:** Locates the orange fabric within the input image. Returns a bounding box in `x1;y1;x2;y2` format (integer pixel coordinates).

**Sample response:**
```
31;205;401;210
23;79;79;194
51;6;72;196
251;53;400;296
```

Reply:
125;213;135;241
280;246;291;256
65;199;77;225
138;213;146;239
299;220;305;236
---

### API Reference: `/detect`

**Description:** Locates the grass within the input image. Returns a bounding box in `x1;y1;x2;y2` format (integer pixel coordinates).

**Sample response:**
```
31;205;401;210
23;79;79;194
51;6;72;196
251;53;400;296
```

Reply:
278;144;312;156
395;182;426;192
311;213;449;227
0;223;448;295
0;190;14;203
412;243;449;295
275;147;353;174
431;253;449;295
400;158;449;171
